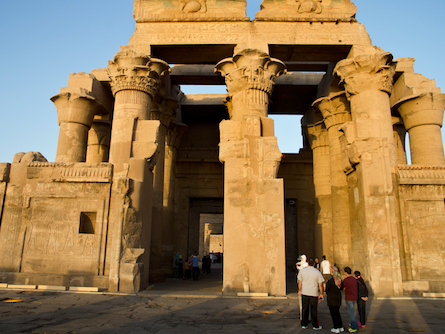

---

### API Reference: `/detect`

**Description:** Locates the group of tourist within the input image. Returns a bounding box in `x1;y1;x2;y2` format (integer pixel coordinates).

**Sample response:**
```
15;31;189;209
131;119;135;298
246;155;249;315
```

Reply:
173;252;216;281
297;255;368;333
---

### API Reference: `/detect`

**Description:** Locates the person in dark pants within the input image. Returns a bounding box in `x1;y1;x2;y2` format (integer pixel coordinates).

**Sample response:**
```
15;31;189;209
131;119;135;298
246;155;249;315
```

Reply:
342;267;358;333
297;258;324;331
325;266;344;333
354;270;369;328
191;252;200;281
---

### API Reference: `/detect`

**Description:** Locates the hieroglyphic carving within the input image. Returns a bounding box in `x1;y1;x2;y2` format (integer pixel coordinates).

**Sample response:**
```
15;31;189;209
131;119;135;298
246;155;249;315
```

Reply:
180;0;207;13
296;0;322;14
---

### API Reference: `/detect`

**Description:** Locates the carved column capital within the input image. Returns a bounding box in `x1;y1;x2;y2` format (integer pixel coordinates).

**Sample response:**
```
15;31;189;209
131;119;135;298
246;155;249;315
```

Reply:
215;49;286;96
334;52;396;96
107;49;170;97
151;96;179;127
395;92;445;130
313;91;351;130
51;89;104;127
306;123;329;150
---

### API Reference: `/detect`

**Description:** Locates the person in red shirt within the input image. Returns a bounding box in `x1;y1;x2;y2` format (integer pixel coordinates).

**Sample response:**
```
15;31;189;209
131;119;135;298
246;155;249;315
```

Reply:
341;267;358;333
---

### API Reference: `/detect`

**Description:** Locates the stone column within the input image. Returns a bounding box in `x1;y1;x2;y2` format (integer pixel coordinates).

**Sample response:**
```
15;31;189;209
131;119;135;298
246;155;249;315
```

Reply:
51;89;103;162
148;96;178;283
392;117;407;165
306;123;332;261
334;49;403;296
107;50;170;172
313;91;351;268
107;49;169;292
215;49;287;296
86;117;111;163
162;122;188;276
395;92;445;165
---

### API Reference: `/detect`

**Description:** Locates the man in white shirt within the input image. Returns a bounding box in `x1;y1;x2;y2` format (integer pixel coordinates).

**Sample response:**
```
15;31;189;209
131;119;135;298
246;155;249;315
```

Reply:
297;258;324;330
320;255;331;281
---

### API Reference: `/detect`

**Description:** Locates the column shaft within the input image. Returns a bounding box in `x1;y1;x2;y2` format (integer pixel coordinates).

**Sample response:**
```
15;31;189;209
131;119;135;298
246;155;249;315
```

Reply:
216;49;287;296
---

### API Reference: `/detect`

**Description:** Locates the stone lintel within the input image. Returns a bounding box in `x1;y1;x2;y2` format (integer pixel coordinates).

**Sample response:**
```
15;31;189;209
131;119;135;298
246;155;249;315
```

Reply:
170;64;322;86
181;94;228;105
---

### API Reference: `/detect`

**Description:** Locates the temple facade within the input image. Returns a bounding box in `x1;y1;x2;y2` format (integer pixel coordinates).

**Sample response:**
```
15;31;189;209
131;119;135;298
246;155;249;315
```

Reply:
0;0;444;297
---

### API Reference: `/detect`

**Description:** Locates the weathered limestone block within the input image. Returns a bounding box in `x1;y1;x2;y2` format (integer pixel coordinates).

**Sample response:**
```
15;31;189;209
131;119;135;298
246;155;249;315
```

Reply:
67;72;114;114
133;0;248;22
395;92;445;165
51;89;106;163
119;248;144;293
256;0;357;21
12;152;48;163
390;57;441;108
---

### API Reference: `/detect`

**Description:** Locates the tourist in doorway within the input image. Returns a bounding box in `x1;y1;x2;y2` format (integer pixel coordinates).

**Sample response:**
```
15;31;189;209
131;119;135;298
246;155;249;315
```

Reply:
325;266;344;333
173;254;181;279
191;252;200;281
342;267;358;333
184;256;191;280
354;271;369;328
297;258;324;330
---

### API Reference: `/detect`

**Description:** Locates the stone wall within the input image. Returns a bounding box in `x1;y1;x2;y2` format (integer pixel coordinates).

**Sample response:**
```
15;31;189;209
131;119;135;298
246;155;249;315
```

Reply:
397;166;445;295
0;162;112;289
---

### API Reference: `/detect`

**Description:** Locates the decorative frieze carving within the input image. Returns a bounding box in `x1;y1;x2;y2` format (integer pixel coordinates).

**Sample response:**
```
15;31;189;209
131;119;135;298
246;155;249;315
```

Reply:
26;162;113;183
107;49;170;97
397;165;445;185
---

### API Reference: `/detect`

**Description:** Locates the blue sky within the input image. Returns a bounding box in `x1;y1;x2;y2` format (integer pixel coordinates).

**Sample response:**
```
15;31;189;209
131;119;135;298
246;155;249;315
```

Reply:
0;0;444;162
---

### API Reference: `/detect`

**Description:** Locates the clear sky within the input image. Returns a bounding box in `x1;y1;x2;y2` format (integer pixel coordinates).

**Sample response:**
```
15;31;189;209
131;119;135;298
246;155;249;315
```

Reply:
0;0;444;162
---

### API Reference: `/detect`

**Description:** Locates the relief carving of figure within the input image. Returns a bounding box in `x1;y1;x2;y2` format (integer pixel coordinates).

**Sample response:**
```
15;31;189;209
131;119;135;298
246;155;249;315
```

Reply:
296;0;322;14
180;0;207;13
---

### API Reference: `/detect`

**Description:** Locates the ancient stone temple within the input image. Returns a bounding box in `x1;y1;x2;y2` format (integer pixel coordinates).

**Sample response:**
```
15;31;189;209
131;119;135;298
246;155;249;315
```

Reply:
0;0;444;297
